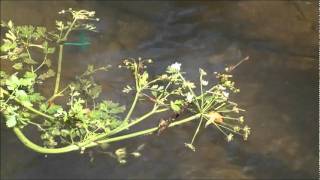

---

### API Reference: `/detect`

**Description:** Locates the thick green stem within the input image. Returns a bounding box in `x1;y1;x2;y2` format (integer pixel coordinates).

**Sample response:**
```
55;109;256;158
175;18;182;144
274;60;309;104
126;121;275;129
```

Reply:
12;113;201;154
53;44;64;95
52;18;77;95
13;127;78;154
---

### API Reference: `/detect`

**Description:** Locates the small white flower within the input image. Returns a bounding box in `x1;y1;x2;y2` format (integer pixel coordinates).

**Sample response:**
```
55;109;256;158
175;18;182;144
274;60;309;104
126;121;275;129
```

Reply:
239;116;244;123
201;80;208;86
222;91;229;98
226;133;234;142
243;125;250;134
186;92;194;103
170;62;181;71
233;126;240;132
232;106;239;113
242;126;250;141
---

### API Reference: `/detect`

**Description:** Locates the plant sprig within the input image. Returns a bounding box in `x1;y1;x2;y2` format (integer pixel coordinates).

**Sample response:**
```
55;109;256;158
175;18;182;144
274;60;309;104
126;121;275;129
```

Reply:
0;8;250;163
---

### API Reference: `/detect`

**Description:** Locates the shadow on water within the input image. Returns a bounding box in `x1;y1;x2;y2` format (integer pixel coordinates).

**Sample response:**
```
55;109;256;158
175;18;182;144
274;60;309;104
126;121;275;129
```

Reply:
1;0;318;179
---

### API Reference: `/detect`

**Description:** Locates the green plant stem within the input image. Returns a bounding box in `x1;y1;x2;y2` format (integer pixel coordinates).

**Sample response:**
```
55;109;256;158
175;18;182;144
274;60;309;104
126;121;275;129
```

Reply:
12;113;201;154
63;19;77;40
108;106;166;136
190;115;204;144
13;127;78;154
1;88;54;120
47;86;69;103
85;113;202;148
78;106;163;147
34;52;48;72
178;73;201;110
123;91;140;122
200;74;204;109
53;44;64;95
53;18;78;95
28;44;44;49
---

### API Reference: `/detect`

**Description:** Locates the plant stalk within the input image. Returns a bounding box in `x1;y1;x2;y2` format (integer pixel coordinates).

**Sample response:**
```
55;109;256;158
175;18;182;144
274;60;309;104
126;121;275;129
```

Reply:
12;113;201;154
53;44;64;95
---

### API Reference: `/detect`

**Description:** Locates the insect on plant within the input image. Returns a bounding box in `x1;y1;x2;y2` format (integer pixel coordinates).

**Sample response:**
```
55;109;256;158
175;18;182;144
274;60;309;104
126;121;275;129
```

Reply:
0;8;251;163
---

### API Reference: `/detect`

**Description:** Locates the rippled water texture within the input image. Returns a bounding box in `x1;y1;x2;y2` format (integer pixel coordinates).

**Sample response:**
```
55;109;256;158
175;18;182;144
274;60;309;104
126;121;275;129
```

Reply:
1;1;318;179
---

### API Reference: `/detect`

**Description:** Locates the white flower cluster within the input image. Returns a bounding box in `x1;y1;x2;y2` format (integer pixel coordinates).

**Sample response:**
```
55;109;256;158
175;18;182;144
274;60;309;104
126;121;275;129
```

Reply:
167;62;181;73
185;92;194;103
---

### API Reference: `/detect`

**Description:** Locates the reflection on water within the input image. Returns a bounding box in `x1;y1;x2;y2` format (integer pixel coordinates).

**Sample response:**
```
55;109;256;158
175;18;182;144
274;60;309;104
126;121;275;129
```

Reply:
1;1;317;179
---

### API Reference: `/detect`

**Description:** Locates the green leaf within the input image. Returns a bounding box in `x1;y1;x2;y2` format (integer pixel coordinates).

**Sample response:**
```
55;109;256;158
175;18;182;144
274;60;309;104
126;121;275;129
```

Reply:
42;41;48;50
18;25;35;38
6;115;17;128
0;41;16;52
40;103;48;112
139;71;148;87
5;31;16;41
28;93;45;103
6;74;20;90
16;90;33;107
151;90;157;97
20;71;37;86
12;63;23;70
38;69;55;80
23;71;37;80
47;47;55;54
47;104;62;114
44;59;52;67
0;71;8;86
7;20;13;29
87;85;101;99
24;58;38;64
51;128;60;136
170;100;184;113
35;27;46;39
15;89;28;99
170;101;181;113
99;101;125;114
60;129;70;137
